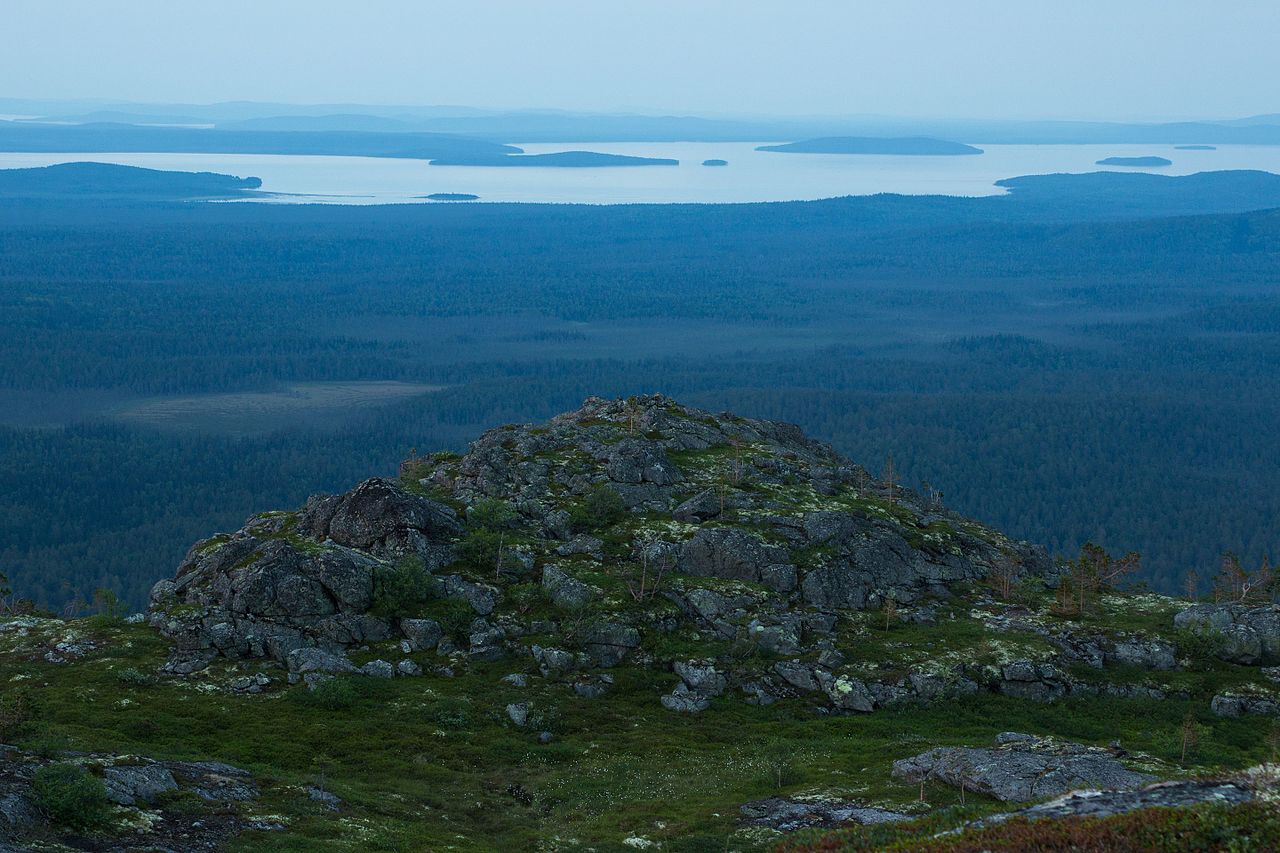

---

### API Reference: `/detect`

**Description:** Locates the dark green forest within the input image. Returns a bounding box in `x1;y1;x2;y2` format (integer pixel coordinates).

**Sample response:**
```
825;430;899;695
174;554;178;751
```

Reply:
2;173;1280;607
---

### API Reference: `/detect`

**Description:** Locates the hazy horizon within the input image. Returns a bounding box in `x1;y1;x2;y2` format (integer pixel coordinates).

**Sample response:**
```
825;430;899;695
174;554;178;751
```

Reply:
4;0;1278;122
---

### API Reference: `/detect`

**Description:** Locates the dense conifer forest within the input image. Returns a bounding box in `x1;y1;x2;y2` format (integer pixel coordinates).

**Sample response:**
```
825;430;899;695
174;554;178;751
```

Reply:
3;173;1280;607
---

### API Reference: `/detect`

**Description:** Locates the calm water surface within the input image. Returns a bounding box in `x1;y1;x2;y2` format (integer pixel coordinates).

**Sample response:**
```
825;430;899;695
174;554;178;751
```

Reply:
1;142;1278;204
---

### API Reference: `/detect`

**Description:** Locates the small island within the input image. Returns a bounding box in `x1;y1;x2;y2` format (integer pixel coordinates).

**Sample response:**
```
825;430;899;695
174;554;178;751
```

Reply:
421;192;479;201
757;136;983;156
430;151;678;168
1096;156;1173;167
701;159;729;167
1175;145;1217;151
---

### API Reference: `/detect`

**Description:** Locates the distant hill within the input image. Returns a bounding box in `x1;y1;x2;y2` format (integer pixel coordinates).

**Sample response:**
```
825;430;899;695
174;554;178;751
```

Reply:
1175;145;1216;151
428;151;678;167
0;121;519;161
0;161;263;200
217;114;421;133
1096;156;1173;167
757;136;983;155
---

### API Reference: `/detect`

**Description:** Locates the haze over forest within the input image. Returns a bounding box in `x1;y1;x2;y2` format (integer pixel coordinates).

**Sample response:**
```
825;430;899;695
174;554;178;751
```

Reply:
4;4;1280;852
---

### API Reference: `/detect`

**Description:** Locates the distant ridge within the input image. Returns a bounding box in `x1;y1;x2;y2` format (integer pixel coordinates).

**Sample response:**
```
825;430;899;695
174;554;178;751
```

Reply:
0;120;519;161
757;136;983;155
429;151;678;167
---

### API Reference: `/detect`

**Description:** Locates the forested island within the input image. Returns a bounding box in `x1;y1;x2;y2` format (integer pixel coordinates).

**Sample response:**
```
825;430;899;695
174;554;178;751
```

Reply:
1096;155;1174;167
0;161;263;200
1175;145;1217;150
757;136;983;155
429;151;678;167
701;158;728;166
422;192;480;200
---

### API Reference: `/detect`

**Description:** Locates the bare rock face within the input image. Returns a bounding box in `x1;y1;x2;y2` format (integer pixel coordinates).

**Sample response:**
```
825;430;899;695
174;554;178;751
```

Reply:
891;734;1156;802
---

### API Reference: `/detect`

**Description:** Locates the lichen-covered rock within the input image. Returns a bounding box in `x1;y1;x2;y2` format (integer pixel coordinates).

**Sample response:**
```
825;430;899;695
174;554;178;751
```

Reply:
103;764;179;805
542;564;595;610
892;734;1156;802
1211;692;1280;717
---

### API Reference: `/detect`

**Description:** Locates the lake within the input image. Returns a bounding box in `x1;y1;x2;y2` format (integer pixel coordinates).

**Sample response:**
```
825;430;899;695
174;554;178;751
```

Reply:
2;142;1279;204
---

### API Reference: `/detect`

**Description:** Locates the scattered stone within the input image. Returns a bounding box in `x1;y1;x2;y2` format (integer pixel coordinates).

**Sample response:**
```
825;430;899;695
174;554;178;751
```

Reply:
307;786;342;811
573;673;614;699
661;683;712;713
507;702;529;727
400;618;443;652
502;673;529;687
542;564;596;610
673;660;726;697
396;659;422;677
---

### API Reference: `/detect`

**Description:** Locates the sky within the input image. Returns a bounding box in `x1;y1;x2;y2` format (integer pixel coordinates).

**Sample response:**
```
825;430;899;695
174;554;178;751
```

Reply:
3;0;1278;121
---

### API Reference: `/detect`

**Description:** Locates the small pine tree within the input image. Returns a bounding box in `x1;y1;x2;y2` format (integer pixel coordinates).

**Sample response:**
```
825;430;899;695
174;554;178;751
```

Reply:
882;595;898;631
882;453;899;504
1180;709;1199;763
1183;568;1200;602
1213;553;1274;604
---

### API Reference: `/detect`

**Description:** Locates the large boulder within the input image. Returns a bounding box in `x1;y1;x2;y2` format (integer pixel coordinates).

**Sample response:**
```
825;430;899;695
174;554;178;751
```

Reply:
1174;603;1280;664
891;735;1155;802
296;477;461;566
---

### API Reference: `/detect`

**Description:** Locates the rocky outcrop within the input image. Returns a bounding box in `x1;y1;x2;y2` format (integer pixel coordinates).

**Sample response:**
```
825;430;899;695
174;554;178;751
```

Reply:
973;777;1257;827
1211;692;1280;717
739;797;911;831
147;395;1056;705
1174;602;1280;664
148;478;461;669
892;733;1156;802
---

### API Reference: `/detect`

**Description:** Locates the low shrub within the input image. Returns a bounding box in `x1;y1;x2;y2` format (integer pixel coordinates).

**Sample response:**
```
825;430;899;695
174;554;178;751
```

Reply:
31;763;111;831
115;666;158;687
290;677;362;712
370;557;435;619
0;687;36;741
568;485;626;532
1173;626;1229;662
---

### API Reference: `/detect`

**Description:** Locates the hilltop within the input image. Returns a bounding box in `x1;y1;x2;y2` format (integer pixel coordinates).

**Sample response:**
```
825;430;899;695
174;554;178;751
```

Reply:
2;396;1279;851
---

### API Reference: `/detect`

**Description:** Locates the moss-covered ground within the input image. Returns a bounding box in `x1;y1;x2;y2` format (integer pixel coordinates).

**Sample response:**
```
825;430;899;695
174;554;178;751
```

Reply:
1;601;1276;852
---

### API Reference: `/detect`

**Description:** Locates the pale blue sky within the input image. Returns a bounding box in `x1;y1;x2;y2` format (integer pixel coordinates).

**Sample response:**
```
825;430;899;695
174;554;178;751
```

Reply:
4;0;1277;120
